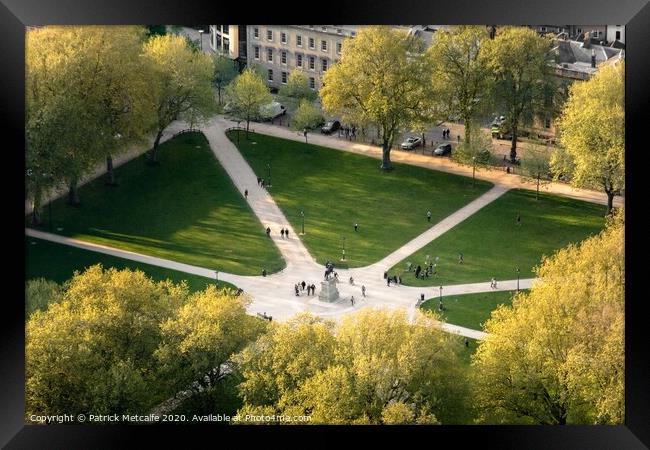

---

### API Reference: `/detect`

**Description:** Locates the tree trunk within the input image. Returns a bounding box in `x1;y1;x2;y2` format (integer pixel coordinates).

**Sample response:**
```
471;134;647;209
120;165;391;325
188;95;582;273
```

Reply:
106;155;116;185
510;125;518;163
150;130;164;164
31;199;42;226
464;118;471;145
68;179;80;206
246;116;250;138
217;87;222;105
380;140;392;170
606;189;614;216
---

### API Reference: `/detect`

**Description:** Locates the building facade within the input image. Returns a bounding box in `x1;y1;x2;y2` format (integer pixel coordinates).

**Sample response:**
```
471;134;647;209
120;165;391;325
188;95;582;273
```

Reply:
246;25;360;91
209;25;248;70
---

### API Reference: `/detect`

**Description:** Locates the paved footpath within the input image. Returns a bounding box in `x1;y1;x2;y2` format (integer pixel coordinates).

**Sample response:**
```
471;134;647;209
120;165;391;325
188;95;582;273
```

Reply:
27;116;551;340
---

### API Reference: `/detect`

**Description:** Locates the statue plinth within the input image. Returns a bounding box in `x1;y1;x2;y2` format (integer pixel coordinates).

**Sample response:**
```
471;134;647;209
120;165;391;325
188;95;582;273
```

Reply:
318;278;340;303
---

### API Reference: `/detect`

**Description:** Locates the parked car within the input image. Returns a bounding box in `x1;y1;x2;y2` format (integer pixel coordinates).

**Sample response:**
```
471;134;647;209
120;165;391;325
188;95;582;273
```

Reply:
321;120;341;134
400;136;423;150
433;143;452;156
258;101;286;121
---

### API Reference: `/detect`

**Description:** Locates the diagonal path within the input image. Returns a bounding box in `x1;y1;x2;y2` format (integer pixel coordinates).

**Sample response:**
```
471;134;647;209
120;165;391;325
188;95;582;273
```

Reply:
368;185;509;275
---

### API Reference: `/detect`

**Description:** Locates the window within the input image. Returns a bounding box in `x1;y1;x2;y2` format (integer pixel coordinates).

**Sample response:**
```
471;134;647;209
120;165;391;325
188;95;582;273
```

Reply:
216;34;221;49
337;28;342;34
267;29;273;41
309;77;315;89
254;46;260;60
223;37;229;53
296;53;303;67
268;69;273;82
545;118;551;128
321;58;328;72
254;27;259;39
296;35;302;47
281;32;287;44
309;37;315;49
281;51;287;64
321;40;327;51
281;71;288;84
336;42;342;54
267;48;273;62
616;30;621;40
222;25;229;35
541;27;547;32
309;56;315;70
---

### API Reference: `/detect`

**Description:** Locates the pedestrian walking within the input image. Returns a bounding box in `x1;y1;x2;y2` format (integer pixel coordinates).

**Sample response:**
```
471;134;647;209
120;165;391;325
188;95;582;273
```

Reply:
295;284;300;296
491;277;497;289
464;337;469;348
260;178;265;188
280;228;285;238
398;275;402;285
244;189;248;199
311;283;315;295
301;280;306;291
351;296;355;306
362;285;366;297
516;213;521;226
266;227;271;237
387;277;391;286
354;223;358;232
393;275;398;285
442;129;446;140
427;210;432;222
257;177;261;186
458;253;464;264
349;276;354;285
415;265;422;279
457;134;461;143
262;268;267;277
384;271;388;280
285;228;289;238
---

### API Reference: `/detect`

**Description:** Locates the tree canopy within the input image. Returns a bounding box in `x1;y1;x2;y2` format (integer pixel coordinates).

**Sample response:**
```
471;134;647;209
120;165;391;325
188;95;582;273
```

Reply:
143;33;217;163
225;68;273;135
471;211;624;424
233;309;468;424
482;27;555;162
551;62;624;214
320;26;435;170
212;54;239;106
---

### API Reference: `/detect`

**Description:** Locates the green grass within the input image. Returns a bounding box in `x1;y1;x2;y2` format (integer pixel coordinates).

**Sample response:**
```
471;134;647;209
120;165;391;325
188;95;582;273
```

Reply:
28;132;284;275
392;189;605;286
421;290;523;331
26;237;237;293
229;131;493;268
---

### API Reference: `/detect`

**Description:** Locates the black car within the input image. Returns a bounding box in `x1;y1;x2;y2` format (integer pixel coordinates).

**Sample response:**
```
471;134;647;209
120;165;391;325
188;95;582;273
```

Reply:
321;120;341;134
433;143;452;156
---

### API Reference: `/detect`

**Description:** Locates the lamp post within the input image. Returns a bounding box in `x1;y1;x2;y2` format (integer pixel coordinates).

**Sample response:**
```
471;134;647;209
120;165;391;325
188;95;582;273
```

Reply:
198;29;204;52
472;156;476;188
267;161;272;187
439;286;443;311
516;268;520;292
300;210;305;235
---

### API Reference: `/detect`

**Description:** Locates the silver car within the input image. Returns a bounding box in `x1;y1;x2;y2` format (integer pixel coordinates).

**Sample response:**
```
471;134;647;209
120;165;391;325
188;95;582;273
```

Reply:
401;136;422;150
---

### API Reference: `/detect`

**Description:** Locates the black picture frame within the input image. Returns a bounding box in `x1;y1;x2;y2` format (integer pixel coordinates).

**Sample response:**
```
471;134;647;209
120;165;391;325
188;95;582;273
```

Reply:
3;0;648;447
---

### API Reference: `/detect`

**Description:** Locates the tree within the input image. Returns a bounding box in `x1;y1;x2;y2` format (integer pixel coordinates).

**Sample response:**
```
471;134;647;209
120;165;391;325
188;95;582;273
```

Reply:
144;34;217;164
26;26;156;208
212;54;238;106
521;142;552;199
291;100;325;143
452;125;492;187
320;26;435;170
233;309;467;424
225;68;272;137
25;278;63;318
154;286;267;397
26;265;188;416
427;26;492;145
551;62;624;215
145;25;167;39
278;70;317;111
472;212;624;424
482;27;555;163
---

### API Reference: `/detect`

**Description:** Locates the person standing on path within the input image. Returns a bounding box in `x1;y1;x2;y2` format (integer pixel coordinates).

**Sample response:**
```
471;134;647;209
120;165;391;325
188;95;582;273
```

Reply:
427;210;432;222
244;189;248;199
458;253;464;264
285;228;289;238
354;223;358;232
266;227;271;237
280;228;285;238
362;285;366;297
260;178;265;188
351;296;355;306
311;283;316;295
301;280;306;291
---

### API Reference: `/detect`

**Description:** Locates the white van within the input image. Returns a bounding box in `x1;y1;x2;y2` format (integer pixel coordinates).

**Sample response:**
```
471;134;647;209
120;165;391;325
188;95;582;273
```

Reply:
258;101;286;121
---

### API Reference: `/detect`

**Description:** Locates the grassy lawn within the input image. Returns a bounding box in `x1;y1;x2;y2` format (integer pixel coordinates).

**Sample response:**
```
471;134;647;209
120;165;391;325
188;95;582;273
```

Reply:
229;131;492;268
26;237;237;293
392;189;605;286
421;290;524;331
28;132;284;275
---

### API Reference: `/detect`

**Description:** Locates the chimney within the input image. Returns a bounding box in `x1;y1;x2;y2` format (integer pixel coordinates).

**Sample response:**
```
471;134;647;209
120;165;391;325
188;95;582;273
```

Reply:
591;49;596;68
583;31;590;48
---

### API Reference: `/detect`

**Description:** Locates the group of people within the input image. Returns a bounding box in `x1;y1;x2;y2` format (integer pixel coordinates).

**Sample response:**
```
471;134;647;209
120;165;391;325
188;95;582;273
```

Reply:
256;177;267;188
414;263;437;279
442;128;452;140
383;272;402;286
338;124;357;141
295;280;317;296
264;227;291;238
